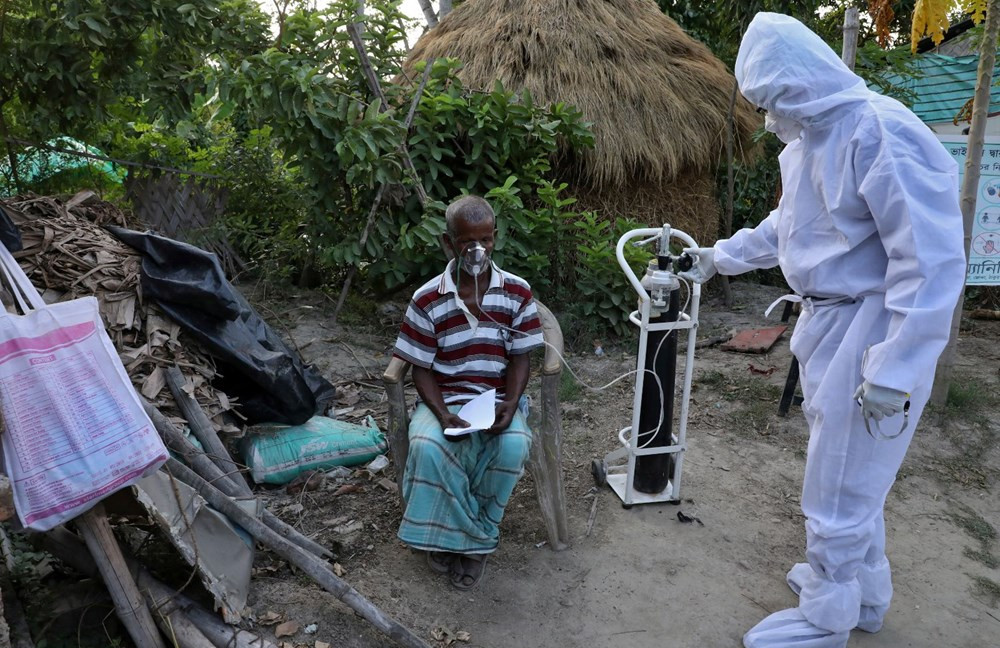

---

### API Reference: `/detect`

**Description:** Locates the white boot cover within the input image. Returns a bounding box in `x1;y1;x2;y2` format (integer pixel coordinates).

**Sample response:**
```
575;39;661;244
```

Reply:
856;557;892;632
743;609;849;648
786;561;888;633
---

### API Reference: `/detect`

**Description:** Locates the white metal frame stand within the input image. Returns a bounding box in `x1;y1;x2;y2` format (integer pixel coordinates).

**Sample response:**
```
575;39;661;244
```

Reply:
594;225;700;507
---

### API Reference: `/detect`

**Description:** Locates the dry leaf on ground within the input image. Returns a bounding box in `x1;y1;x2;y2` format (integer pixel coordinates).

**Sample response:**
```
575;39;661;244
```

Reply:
431;626;471;645
275;620;300;638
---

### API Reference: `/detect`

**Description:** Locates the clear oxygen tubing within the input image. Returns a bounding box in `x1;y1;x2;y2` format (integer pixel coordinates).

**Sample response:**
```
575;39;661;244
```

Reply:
459;252;691;445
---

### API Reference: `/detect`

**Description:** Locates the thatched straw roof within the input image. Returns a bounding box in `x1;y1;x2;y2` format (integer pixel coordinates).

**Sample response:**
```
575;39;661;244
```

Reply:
403;0;760;190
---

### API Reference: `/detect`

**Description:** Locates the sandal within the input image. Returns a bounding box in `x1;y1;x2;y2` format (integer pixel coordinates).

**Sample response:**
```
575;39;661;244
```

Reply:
449;554;488;590
426;551;454;575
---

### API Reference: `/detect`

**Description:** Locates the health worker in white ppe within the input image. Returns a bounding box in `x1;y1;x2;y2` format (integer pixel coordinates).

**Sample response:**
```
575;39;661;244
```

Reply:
680;12;966;648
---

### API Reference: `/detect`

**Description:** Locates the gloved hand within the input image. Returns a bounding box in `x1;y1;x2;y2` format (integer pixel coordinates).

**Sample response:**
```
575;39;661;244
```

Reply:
678;247;717;284
853;381;908;421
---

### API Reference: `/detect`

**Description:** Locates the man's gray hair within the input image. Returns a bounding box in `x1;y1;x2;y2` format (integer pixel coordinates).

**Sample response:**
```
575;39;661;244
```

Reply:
445;195;495;237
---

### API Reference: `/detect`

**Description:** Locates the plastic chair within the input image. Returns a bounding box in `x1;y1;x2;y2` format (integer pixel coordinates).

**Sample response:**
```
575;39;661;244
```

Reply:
382;300;570;550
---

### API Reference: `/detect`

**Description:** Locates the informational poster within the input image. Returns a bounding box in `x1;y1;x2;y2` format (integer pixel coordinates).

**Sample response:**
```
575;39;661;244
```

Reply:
938;135;1000;285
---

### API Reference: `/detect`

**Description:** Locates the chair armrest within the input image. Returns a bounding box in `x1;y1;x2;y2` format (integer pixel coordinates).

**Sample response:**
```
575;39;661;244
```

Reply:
534;300;563;376
383;356;412;385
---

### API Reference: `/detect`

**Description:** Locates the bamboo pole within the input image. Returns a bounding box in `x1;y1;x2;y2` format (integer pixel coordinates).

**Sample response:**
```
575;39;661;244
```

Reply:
164;367;251;495
332;59;434;324
141;400;332;560
163;459;432;648
41;527;278;648
76;504;167;648
932;0;1000;406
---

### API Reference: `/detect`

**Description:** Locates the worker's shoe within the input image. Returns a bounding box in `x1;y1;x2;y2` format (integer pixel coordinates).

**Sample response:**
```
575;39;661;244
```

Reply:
786;563;885;633
743;608;849;648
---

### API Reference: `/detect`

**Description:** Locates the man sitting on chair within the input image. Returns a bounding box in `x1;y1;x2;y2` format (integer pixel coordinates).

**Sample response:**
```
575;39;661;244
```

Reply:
392;195;543;590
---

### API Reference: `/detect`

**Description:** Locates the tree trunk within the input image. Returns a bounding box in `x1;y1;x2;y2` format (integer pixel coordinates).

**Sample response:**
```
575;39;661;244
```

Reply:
353;0;366;36
931;0;1000;406
438;0;453;20
416;0;438;27
721;81;736;308
841;7;860;71
0;107;22;191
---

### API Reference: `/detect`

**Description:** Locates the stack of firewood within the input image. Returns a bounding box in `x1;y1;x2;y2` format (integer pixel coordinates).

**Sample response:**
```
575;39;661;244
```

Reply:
0;192;429;648
1;192;239;432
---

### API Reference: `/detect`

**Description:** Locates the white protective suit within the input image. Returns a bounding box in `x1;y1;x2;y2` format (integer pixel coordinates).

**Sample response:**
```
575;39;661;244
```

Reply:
718;13;967;648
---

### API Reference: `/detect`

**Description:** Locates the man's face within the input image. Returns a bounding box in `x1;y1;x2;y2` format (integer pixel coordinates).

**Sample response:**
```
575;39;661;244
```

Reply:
448;217;496;260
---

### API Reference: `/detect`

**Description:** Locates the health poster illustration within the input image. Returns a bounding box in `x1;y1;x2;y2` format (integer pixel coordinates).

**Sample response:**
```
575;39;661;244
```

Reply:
938;135;1000;285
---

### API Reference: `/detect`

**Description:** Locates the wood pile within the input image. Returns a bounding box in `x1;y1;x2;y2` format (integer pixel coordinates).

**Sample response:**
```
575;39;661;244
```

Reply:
0;192;239;431
0;192;431;648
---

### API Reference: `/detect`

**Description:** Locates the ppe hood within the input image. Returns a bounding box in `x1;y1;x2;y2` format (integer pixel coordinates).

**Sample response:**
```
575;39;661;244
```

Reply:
735;12;873;128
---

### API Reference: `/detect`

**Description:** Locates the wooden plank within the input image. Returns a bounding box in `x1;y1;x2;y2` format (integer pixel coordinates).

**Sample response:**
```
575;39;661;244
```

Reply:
76;504;167;648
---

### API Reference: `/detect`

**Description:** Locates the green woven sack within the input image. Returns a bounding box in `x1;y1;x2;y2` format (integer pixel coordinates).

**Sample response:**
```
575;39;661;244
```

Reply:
241;415;387;485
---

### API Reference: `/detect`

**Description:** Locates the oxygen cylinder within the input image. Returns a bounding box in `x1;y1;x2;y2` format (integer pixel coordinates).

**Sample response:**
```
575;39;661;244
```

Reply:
633;259;680;494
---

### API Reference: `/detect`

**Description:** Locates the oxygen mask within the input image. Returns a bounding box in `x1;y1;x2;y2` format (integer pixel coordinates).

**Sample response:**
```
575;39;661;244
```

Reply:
460;242;489;276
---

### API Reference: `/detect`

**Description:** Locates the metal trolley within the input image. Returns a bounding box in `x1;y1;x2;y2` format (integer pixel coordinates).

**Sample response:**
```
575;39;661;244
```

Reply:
592;224;701;507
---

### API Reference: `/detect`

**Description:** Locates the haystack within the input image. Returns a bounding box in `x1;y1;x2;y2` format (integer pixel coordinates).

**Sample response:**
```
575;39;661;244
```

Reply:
403;0;761;244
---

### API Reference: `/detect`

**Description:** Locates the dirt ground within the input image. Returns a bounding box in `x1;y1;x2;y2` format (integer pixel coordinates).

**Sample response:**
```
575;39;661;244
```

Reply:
216;280;998;647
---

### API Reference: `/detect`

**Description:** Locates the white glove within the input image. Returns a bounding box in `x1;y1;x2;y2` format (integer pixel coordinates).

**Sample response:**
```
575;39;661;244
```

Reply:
678;247;716;284
853;381;909;422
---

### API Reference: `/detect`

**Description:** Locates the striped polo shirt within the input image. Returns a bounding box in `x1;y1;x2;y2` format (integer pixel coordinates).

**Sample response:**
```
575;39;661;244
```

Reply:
393;259;544;401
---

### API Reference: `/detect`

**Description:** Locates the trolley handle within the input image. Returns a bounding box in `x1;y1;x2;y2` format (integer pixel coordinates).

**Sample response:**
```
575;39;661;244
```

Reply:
615;227;698;302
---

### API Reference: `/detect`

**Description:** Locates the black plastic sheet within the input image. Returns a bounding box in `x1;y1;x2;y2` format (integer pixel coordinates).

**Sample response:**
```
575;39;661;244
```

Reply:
108;227;336;425
0;205;23;252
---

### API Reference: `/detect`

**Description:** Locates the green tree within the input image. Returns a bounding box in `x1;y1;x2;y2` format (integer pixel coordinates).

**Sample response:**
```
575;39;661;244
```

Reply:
0;0;271;187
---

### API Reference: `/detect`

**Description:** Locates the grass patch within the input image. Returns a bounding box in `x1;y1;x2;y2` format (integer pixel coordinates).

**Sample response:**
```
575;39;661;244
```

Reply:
559;370;583;402
697;370;726;388
953;510;997;544
972;576;1000;607
929;373;1000;489
719;374;783;436
951;507;1000;570
964;548;1000;569
336;290;381;326
946;379;989;418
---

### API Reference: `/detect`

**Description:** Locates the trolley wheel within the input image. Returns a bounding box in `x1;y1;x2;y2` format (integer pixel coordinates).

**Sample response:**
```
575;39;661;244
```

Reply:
591;459;607;487
621;503;634;510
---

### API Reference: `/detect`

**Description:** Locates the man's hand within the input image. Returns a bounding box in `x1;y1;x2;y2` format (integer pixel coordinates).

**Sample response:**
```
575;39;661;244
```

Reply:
439;412;470;442
486;400;518;435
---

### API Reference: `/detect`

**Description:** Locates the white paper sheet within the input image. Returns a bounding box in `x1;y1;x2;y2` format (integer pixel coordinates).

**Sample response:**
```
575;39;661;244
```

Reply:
443;389;496;437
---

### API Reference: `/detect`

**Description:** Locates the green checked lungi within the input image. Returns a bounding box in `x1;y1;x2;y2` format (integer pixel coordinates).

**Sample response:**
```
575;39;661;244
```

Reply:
398;402;532;554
